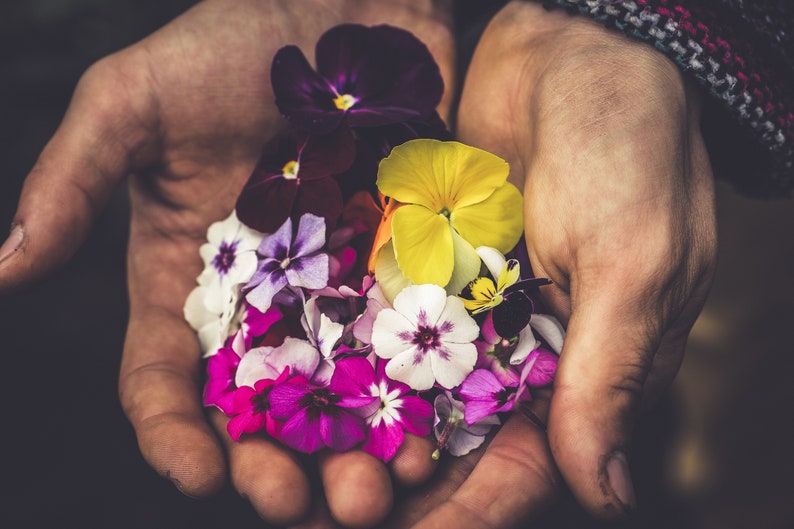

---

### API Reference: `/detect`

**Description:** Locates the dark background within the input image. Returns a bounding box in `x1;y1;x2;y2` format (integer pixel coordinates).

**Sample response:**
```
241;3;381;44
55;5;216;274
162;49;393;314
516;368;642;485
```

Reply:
1;1;793;528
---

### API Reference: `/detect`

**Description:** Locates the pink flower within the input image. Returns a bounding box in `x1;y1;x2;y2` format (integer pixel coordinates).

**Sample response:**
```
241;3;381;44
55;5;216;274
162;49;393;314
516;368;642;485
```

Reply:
330;357;433;461
458;369;525;425
227;369;290;441
203;331;245;414
268;359;377;453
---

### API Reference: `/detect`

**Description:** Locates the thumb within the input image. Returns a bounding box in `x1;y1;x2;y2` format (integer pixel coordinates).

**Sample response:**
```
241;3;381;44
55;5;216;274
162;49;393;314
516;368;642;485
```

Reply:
0;55;153;292
546;287;668;519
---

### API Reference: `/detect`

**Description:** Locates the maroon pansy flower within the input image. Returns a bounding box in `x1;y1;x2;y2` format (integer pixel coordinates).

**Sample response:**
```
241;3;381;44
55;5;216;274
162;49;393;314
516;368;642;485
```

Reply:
236;128;354;233
271;24;444;135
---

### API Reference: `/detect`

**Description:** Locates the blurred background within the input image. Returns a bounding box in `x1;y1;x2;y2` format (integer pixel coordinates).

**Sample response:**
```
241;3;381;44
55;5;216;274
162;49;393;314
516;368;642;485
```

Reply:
1;1;792;528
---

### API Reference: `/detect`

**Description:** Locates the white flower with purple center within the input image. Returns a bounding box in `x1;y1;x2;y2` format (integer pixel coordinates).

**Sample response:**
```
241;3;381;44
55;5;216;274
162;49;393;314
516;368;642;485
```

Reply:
183;212;263;355
371;284;479;391
244;213;329;313
197;211;263;314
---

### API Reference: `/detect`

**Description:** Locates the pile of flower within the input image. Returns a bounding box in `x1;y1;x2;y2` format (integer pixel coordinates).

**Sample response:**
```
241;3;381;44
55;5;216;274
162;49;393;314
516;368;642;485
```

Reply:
184;24;565;462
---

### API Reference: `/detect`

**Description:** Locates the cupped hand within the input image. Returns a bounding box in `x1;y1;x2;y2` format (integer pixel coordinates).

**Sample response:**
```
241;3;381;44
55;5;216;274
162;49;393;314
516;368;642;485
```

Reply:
0;0;456;526
417;1;717;525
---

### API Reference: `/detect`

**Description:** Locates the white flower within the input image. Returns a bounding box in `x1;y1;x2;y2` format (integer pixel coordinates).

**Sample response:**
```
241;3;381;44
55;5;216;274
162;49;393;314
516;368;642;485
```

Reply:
183;211;263;356
371;284;479;391
198;211;263;314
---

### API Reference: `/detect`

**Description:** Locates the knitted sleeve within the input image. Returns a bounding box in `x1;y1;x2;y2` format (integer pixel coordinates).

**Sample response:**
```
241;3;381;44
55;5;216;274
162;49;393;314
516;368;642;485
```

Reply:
538;0;794;197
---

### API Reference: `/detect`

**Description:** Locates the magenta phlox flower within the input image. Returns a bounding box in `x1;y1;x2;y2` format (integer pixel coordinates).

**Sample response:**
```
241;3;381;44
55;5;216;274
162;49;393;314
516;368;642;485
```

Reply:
268;358;375;453
433;391;499;458
235;336;321;389
245;213;329;312
271;24;443;135
522;348;559;388
330;357;433;461
203;329;246;414
236;129;355;233
240;303;283;348
371;284;479;391
459;369;526;426
227;368;291;441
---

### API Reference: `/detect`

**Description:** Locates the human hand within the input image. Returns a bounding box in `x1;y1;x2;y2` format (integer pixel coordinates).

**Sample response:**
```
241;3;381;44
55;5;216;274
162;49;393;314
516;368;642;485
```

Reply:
412;2;718;525
0;0;456;526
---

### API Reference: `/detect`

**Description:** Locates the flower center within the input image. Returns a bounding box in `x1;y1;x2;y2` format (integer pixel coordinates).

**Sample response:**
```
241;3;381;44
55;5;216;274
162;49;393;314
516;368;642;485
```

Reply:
300;388;341;416
333;93;358;111
212;240;239;276
491;336;519;367
280;257;291;269
282;160;299;180
413;325;440;352
251;388;272;414
438;207;452;219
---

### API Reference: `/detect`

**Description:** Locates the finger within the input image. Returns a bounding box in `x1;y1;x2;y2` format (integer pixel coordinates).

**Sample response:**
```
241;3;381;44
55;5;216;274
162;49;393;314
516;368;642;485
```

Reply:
0;52;155;292
120;224;228;498
390;433;438;488
411;398;562;529
120;302;227;498
543;282;656;518
210;410;313;526
318;450;394;529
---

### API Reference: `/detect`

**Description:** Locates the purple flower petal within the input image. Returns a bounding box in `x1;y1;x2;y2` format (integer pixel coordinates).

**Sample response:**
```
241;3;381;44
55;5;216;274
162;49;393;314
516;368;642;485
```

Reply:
258;217;294;257
462;399;501;427
320;408;366;451
272;45;345;134
292;213;327;257
328;356;376;396
269;380;312;420
245;269;288;312
292;178;343;233
284;253;329;290
523;348;558;387
236;165;298;233
459;369;504;400
492;291;533;339
315;25;443;127
280;407;325;453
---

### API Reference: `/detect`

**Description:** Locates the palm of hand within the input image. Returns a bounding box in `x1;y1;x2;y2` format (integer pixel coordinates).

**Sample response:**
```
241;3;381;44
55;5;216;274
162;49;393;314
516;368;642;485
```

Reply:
105;1;460;527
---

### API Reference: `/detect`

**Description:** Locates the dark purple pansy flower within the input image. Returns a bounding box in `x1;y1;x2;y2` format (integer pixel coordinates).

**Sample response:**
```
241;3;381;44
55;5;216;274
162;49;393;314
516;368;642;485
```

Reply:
236;128;355;233
271;24;444;135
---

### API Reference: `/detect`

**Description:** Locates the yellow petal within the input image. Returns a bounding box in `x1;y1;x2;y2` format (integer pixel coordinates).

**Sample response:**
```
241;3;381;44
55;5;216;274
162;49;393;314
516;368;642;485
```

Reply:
451;182;524;253
376;139;510;213
445;228;483;296
461;276;500;313
496;259;521;292
373;240;414;304
391;204;453;286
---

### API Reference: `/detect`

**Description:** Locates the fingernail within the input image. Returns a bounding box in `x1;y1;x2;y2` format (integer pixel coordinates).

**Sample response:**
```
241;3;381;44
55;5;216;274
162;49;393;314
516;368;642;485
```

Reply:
606;451;637;511
0;224;24;265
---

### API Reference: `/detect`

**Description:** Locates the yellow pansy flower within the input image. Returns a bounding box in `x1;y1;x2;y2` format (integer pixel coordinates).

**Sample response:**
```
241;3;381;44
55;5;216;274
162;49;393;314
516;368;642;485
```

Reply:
375;139;524;290
461;258;521;313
